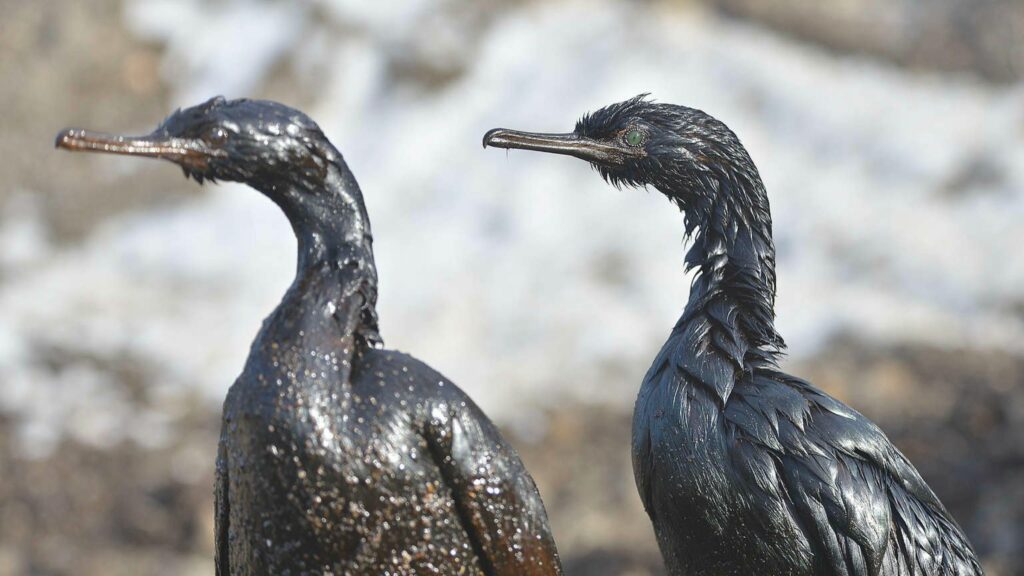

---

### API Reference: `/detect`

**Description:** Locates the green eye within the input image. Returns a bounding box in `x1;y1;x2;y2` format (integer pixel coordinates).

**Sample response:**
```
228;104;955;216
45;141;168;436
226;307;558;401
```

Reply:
205;126;229;146
624;128;645;147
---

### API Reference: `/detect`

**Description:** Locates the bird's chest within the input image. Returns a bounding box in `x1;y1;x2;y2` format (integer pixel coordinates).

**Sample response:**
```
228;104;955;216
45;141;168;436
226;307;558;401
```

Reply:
223;338;447;523
633;388;733;507
632;368;756;542
226;349;428;484
632;368;811;574
220;380;453;574
229;328;350;448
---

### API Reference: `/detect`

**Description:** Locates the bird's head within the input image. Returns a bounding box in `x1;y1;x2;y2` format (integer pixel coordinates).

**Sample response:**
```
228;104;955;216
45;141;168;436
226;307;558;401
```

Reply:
56;96;335;189
484;94;760;212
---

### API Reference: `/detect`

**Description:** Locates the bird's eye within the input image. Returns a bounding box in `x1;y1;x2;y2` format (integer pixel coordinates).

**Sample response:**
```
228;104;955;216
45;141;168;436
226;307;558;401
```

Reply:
624;128;645;147
205;126;229;146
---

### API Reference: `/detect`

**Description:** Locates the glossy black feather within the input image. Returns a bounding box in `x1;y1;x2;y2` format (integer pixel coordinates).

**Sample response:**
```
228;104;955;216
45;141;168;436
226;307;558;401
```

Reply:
203;99;562;575
623;97;983;576
496;96;983;576
67;97;563;575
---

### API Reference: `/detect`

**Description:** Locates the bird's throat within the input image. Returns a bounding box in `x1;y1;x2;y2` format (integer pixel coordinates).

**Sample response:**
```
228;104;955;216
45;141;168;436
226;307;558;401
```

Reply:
669;178;784;403
261;158;382;349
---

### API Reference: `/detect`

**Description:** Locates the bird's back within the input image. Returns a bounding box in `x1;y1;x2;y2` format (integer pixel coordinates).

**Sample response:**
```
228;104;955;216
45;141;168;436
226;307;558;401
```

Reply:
633;335;982;576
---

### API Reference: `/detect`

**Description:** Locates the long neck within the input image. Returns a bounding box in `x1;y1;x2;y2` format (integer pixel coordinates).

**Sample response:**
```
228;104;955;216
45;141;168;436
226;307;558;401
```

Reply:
665;166;784;403
261;153;382;348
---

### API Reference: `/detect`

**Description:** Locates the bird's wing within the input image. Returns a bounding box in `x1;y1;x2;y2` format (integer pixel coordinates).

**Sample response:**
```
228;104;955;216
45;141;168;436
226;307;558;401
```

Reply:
214;432;230;576
423;387;563;576
732;374;982;576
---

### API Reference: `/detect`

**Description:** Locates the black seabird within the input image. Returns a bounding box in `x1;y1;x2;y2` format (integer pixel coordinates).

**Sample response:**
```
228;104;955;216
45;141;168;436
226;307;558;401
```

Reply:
484;95;981;576
57;96;562;575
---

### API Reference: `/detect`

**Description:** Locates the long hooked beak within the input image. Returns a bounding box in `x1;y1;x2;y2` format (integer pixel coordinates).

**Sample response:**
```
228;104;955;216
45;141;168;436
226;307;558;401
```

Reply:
482;128;633;165
54;128;218;170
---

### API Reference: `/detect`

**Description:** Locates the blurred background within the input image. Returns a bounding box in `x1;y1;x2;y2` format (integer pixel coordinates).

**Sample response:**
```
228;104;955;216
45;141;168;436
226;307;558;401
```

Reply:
1;0;1023;574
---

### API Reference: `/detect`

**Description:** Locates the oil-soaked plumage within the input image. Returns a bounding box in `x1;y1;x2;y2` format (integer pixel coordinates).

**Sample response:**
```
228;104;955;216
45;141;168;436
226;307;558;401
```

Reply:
56;97;562;576
484;95;982;576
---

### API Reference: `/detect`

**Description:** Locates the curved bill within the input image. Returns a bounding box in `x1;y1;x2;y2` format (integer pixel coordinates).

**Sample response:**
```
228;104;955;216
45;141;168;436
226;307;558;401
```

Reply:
483;128;630;165
55;128;213;169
